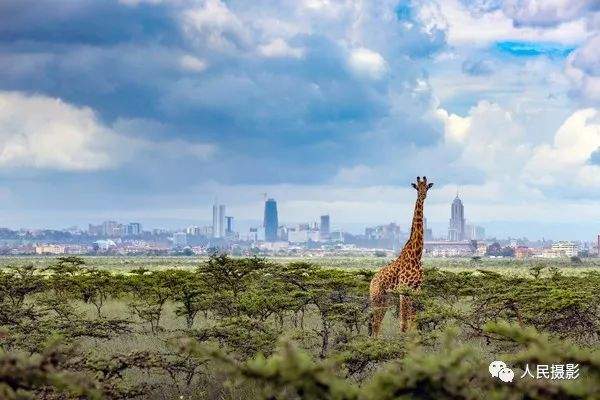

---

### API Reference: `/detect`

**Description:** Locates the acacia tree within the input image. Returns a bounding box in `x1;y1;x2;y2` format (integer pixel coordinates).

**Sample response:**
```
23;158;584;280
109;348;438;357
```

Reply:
170;270;211;329
127;270;176;333
196;255;271;318
70;269;120;318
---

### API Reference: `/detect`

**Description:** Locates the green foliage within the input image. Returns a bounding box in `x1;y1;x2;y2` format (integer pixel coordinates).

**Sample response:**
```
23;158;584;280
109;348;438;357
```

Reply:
1;256;600;399
182;340;360;400
0;342;101;400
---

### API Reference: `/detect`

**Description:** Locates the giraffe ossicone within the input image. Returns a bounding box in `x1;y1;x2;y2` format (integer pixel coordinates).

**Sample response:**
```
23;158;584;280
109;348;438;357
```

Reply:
369;176;433;336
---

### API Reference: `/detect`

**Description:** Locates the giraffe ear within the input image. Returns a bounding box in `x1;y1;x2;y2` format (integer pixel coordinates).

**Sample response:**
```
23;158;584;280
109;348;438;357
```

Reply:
427;183;434;189
411;183;417;189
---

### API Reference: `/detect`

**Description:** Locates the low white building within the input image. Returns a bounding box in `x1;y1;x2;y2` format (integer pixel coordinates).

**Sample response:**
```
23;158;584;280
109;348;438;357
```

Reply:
551;241;579;257
35;244;66;255
259;241;289;251
172;232;187;247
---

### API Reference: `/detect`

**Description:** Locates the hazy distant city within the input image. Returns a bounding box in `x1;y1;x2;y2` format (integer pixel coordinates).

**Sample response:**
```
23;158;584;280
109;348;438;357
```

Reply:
4;194;598;259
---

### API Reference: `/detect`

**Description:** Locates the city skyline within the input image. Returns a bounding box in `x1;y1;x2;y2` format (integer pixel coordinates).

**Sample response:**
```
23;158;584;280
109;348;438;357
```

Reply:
0;191;595;242
4;192;597;258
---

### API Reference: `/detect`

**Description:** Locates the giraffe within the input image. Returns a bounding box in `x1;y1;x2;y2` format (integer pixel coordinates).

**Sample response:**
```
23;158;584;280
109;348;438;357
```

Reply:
369;176;433;336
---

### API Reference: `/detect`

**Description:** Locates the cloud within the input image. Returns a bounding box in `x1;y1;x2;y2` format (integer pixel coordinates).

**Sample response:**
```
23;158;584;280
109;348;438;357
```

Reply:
588;146;600;165
347;48;389;80
437;101;531;177
258;38;304;58
565;34;600;101
333;164;377;184
1;0;598;233
179;54;207;72
0;91;126;171
501;0;598;27
0;91;216;173
180;0;250;53
462;59;494;75
524;108;600;188
439;0;588;46
436;103;600;194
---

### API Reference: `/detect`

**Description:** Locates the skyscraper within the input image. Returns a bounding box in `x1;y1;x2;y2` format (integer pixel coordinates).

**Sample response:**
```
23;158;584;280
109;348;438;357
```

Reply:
212;204;218;238
102;220;120;237
448;195;465;241
320;215;330;241
264;198;278;242
424;217;432;241
225;216;233;234
212;203;226;238
219;205;225;238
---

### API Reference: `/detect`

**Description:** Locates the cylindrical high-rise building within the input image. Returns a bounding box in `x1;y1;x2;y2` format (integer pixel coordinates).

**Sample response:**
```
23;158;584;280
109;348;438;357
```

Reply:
264;198;278;242
448;196;465;241
212;203;226;238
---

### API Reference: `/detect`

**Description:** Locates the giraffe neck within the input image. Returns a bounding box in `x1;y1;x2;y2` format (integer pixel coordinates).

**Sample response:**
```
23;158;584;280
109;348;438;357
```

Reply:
407;194;425;258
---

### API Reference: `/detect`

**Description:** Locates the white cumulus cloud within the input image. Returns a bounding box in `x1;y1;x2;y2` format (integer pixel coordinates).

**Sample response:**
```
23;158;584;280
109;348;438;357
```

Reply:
524;108;600;187
0;91;126;171
258;38;304;58
0;92;216;171
347;47;389;80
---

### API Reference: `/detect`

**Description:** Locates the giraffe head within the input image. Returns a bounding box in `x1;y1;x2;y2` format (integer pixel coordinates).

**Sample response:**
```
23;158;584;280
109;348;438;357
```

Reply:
411;176;433;198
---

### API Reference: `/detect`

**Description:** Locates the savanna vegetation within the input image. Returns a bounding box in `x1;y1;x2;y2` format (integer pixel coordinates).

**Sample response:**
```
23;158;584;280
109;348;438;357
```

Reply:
1;255;599;399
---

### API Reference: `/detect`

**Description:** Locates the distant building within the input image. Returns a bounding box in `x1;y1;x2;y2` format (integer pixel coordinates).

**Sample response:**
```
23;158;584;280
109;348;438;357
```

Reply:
35;244;65;255
127;222;142;236
425;241;474;257
212;203;226;238
186;226;202;236
287;227;307;243
172;232;187;247
551;241;579;257
88;224;103;236
287;224;320;243
475;242;487;256
365;223;402;241
465;224;485;241
102;220;123;237
448;195;465;241
94;239;116;251
264;198;279;242
225;216;233;235
515;246;532;259
320;215;330;241
424;218;433;241
200;226;213;236
330;230;344;242
259;241;289;251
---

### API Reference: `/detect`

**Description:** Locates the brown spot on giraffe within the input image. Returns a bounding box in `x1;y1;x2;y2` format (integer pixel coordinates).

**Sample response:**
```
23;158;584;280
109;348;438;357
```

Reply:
369;176;433;336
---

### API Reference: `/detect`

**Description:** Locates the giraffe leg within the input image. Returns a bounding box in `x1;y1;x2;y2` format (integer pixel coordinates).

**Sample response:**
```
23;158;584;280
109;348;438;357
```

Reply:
369;275;387;337
400;296;415;332
370;300;386;337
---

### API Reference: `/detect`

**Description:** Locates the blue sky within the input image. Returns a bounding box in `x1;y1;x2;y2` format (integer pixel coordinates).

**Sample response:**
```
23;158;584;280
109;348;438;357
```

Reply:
0;0;599;239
